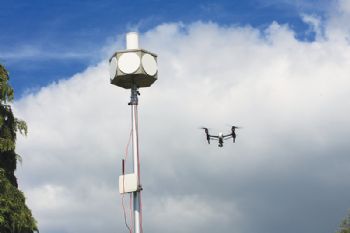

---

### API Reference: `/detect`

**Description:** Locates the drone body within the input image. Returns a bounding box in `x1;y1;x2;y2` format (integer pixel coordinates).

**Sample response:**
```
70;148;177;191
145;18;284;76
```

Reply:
201;126;240;147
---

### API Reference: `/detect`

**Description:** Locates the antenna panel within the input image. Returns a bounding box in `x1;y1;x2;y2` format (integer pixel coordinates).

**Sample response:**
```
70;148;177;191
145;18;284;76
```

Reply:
119;173;138;194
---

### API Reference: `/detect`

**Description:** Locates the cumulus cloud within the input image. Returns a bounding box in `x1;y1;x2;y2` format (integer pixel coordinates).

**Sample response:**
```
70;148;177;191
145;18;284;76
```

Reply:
301;13;323;39
13;2;350;233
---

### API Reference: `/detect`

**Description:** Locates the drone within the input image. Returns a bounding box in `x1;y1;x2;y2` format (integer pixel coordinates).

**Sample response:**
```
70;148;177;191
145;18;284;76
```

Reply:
201;126;240;147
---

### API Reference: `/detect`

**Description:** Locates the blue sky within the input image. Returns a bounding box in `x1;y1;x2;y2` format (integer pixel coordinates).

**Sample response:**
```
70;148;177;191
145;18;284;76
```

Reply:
1;0;329;96
4;1;350;233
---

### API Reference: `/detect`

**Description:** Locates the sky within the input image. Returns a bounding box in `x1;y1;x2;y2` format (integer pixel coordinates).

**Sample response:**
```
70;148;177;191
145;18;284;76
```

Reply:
1;0;350;233
0;0;330;96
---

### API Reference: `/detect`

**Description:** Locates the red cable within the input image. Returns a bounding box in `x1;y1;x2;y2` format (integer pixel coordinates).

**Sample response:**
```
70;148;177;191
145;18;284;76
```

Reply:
121;127;133;233
121;195;132;233
135;105;144;233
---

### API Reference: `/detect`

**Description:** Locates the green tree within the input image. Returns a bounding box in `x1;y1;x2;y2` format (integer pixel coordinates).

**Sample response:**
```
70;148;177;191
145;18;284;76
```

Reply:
337;211;350;233
0;64;38;233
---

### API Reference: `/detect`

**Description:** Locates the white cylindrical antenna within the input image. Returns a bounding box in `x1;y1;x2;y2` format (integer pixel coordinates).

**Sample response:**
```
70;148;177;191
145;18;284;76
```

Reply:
126;32;139;50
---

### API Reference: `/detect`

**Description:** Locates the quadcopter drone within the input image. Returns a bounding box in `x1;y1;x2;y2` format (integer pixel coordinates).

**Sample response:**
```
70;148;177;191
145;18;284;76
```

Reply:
201;126;240;147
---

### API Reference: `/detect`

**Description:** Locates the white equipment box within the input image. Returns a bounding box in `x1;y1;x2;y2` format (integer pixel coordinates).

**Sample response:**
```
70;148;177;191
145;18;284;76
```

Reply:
119;173;138;194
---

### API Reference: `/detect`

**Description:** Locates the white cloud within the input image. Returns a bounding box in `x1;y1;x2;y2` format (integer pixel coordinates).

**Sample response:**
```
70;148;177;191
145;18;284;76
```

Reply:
0;45;98;62
301;13;323;39
324;0;350;42
338;0;350;13
12;2;350;233
146;195;241;233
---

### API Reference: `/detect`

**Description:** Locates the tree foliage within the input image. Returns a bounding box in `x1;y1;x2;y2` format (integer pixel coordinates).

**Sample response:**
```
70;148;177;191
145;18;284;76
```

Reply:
0;169;38;233
1;65;27;153
0;64;38;232
337;211;350;233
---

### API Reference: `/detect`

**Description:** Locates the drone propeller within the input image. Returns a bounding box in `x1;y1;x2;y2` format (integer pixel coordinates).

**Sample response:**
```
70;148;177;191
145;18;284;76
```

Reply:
199;127;211;144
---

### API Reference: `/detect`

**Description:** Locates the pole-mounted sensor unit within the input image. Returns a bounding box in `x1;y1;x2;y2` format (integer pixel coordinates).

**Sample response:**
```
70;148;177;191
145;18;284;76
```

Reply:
110;32;157;233
109;32;158;89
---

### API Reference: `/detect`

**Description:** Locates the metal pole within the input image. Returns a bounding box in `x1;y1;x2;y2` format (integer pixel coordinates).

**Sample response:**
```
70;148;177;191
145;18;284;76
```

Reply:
130;84;141;233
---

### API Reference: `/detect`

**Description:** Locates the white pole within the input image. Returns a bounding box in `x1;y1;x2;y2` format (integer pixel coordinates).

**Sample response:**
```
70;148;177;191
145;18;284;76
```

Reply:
128;32;141;233
131;86;141;233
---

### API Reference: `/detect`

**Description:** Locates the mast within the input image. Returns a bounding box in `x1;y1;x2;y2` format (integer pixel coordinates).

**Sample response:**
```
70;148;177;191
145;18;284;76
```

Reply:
130;84;141;233
109;32;158;233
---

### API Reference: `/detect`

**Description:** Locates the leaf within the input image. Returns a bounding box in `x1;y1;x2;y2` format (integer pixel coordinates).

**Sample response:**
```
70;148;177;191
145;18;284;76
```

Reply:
15;119;28;136
0;138;15;152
